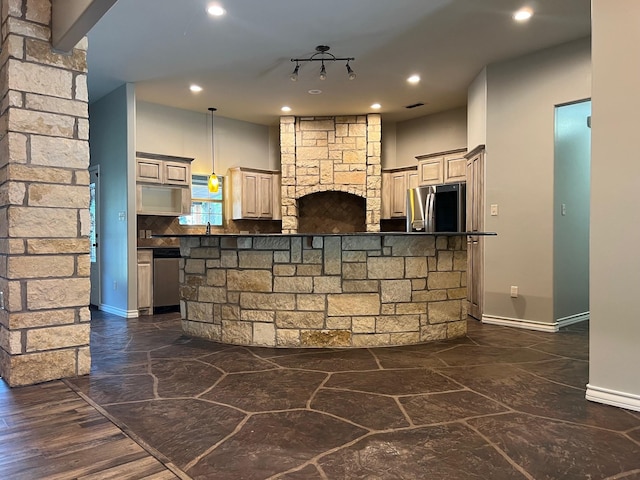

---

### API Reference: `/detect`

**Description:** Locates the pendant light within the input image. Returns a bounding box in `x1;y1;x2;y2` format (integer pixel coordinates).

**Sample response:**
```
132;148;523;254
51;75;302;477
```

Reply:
208;107;219;193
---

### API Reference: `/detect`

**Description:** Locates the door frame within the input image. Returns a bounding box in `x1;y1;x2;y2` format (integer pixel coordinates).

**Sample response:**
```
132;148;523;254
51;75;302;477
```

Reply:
89;165;101;307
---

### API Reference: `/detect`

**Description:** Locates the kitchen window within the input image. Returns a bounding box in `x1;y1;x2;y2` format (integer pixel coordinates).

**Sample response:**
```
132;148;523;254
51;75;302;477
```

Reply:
179;174;224;226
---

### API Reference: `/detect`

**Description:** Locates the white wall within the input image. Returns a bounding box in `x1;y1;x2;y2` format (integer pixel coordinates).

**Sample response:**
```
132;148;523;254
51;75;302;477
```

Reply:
483;37;591;326
588;0;640;411
395;107;467;167
381;121;397;168
136;102;274;176
467;67;487;150
89;84;137;317
553;101;591;320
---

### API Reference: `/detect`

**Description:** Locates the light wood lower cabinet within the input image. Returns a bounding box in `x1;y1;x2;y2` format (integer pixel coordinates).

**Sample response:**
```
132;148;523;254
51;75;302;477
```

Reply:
466;146;485;320
229;167;280;220
137;249;153;315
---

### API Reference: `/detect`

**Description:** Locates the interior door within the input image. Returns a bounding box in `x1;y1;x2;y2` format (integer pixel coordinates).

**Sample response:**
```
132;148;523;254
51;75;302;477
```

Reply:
466;148;484;319
89;166;101;307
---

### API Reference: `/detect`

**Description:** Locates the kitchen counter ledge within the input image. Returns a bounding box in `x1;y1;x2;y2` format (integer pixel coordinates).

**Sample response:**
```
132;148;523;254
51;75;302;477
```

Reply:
154;231;495;238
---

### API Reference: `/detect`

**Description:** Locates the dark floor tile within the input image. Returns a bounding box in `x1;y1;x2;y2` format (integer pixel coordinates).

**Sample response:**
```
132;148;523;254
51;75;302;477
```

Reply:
150;337;233;359
90;350;149;376
469;412;640;480
200;369;327;412
325;368;461;396
466;328;553;348
629;428;640;443
515;358;588;389
438;365;640;431
434;344;557;367
530;333;589;361
270;349;380;372
151;359;223;397
105;399;245;468
247;347;338;359
199;347;279;373
276;464;324;479
400;390;509;425
122;330;186;352
311;389;409;430
371;348;447;369
67;375;156;404
318;423;526;479
187;410;366;480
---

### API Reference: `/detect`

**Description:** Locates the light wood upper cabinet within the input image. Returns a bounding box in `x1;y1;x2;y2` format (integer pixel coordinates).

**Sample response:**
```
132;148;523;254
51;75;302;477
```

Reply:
381;166;418;219
230;167;280;220
416;148;467;185
135;152;193;216
418;158;444;185
136;159;163;184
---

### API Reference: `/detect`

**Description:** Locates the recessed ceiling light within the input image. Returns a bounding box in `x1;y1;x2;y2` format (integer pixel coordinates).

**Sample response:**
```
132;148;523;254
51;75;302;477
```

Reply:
513;7;533;22
189;84;203;93
407;75;421;84
370;103;381;110
207;4;226;16
308;89;322;95
281;106;292;112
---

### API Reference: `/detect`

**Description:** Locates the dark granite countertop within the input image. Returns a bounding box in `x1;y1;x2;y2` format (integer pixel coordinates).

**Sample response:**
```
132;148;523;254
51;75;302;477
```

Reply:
153;232;496;238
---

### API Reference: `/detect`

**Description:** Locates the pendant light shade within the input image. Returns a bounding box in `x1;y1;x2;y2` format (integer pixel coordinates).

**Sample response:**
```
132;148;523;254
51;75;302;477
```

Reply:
208;107;219;193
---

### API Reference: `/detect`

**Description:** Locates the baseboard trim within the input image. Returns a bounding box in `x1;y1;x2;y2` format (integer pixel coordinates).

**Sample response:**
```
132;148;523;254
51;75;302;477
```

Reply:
556;312;590;328
99;304;139;318
586;384;640;412
482;312;589;333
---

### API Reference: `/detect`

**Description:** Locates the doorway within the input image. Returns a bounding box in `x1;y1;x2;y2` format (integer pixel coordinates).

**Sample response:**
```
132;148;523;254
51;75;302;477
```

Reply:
553;100;591;324
89;166;101;307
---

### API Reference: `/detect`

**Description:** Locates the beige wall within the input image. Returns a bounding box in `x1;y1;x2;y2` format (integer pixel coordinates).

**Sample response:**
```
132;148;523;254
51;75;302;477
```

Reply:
482;37;591;326
135;102;274;175
395;107;467;167
467;67;487;150
588;0;640;409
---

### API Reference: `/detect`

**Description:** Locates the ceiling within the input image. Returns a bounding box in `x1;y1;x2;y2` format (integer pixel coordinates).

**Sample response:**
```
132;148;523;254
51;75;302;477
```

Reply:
86;0;591;126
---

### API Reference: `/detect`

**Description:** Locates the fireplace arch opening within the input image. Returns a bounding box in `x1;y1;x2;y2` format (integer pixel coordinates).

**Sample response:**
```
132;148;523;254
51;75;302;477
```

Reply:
297;191;366;233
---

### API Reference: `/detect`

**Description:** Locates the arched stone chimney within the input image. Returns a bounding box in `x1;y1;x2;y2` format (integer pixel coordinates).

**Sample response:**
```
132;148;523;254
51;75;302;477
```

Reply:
279;115;381;233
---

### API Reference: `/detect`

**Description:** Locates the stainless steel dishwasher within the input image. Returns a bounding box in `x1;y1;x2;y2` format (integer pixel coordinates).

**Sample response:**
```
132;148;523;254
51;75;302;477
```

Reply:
153;249;180;310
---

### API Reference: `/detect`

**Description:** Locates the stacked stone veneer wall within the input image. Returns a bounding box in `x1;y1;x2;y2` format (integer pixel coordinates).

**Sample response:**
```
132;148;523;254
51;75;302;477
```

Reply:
180;234;467;348
0;0;91;386
280;114;381;234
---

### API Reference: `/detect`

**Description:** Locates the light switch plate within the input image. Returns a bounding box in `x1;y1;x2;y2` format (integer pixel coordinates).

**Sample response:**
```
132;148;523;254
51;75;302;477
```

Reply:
490;204;499;216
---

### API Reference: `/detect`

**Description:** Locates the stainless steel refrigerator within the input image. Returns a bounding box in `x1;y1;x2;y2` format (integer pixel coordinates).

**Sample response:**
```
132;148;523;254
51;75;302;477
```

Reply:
406;183;466;232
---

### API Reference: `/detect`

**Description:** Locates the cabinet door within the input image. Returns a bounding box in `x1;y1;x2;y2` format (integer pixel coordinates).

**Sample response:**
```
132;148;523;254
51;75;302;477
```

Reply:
444;155;467;183
241;172;259;218
418;158;444;185
137;250;153;314
408;171;419;189
164;161;190;185
258;174;273;218
390;172;408;217
137;159;163;183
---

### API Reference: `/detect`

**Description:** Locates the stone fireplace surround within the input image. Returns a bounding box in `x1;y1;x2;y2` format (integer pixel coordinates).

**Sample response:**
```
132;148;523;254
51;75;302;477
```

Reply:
279;114;381;234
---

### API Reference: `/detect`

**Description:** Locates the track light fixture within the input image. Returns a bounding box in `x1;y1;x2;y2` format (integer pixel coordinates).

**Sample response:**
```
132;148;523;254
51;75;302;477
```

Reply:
290;45;356;81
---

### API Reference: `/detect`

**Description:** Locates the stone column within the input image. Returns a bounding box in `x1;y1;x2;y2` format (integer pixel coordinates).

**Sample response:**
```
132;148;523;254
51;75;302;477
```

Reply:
366;114;381;232
0;0;91;386
279;115;297;233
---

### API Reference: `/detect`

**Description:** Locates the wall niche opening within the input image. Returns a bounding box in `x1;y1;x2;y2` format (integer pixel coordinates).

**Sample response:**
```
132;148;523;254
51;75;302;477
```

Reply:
297;191;366;233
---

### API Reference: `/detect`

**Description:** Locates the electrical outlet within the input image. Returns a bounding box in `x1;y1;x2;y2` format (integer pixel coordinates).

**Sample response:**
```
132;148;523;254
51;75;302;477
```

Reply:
113;280;118;290
118;211;126;221
146;230;152;238
0;291;4;310
561;204;567;216
139;229;146;238
510;285;518;298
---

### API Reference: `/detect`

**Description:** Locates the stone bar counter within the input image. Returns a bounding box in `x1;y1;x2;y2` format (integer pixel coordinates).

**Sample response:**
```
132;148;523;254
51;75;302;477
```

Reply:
172;232;487;348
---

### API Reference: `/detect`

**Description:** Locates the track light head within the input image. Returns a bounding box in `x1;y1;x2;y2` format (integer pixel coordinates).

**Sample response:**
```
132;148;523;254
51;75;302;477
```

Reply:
346;62;356;80
290;63;299;81
319;63;327;81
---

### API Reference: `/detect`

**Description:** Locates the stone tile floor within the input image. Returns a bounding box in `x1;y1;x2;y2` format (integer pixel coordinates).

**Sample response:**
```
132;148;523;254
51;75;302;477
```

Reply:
64;311;640;479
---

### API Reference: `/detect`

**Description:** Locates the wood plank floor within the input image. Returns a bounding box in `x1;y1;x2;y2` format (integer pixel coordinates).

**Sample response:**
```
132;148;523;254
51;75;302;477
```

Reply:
0;379;181;480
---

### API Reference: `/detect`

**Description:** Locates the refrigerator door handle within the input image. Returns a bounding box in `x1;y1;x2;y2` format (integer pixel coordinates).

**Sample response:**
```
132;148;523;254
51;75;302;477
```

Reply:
426;191;435;232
